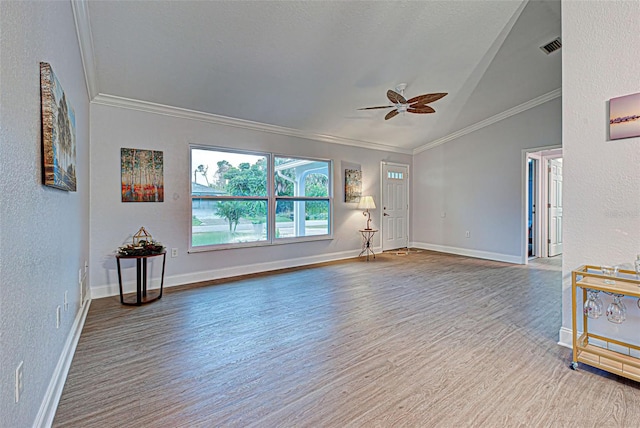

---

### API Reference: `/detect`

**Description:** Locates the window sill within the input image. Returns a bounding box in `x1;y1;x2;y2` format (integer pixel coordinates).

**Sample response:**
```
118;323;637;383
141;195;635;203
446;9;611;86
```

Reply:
188;234;334;253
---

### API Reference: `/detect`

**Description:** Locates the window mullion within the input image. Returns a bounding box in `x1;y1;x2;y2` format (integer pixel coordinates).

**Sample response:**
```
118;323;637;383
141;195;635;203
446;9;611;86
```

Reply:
275;196;331;201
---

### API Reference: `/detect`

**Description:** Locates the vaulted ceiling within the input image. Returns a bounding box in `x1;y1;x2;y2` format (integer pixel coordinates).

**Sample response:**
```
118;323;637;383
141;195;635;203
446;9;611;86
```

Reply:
74;0;561;154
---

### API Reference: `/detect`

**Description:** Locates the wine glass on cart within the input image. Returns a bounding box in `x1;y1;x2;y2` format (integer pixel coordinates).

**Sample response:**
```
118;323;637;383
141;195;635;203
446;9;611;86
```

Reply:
583;289;604;319
606;294;626;324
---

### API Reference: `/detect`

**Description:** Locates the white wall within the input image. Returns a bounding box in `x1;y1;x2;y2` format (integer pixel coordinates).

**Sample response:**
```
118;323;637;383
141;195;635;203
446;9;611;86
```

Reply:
89;103;411;297
561;1;640;345
411;98;562;263
0;2;90;426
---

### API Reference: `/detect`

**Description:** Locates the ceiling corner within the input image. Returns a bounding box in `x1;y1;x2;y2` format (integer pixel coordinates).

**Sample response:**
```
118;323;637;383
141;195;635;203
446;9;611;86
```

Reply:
71;0;99;100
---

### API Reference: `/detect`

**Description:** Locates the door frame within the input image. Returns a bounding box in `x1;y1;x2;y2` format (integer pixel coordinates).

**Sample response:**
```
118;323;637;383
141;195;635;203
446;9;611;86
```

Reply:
527;153;542;259
380;161;410;252
521;145;562;264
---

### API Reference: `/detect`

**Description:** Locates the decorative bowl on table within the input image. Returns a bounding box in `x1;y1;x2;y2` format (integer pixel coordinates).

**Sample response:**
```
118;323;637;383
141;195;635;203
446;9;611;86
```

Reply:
117;241;165;256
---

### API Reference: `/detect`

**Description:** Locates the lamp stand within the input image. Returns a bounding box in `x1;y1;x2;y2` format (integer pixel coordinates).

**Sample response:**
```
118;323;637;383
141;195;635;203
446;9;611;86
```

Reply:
364;210;372;230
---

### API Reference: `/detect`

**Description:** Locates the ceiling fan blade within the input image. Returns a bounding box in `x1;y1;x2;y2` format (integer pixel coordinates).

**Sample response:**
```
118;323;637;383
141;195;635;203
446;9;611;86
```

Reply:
387;90;407;104
357;105;393;110
385;110;399;120
407;106;436;114
407;92;448;105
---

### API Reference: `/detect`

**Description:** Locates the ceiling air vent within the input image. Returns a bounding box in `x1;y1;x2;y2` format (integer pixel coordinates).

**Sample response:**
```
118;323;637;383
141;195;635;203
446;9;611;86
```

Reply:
540;37;562;55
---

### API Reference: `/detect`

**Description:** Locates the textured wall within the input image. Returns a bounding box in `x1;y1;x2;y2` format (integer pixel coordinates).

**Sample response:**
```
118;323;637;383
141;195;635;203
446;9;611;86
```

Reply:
411;98;562;262
561;1;640;342
89;103;411;296
0;1;89;426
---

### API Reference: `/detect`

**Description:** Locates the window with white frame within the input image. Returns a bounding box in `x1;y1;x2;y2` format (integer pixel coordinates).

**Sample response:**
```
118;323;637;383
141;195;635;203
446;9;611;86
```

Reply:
190;146;332;250
274;156;331;239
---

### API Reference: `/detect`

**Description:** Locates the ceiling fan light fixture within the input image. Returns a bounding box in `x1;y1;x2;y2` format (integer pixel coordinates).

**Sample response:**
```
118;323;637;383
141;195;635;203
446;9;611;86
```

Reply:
395;83;407;94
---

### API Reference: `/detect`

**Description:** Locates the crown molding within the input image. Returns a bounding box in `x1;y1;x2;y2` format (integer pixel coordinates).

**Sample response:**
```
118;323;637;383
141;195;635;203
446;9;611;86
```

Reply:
92;94;413;154
413;88;562;155
71;0;99;100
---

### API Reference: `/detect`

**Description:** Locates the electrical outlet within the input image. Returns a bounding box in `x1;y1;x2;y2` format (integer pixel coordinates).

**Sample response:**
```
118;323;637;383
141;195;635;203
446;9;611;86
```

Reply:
15;361;23;403
56;305;61;329
465;231;470;238
171;248;178;258
64;291;68;311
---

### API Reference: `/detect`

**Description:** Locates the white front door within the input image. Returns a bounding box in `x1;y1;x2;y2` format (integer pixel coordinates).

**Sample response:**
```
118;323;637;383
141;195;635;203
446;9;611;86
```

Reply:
381;162;409;251
548;158;563;256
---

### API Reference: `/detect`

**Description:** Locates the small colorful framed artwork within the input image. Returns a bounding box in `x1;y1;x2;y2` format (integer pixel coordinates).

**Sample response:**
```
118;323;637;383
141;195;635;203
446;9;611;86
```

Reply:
345;169;362;203
40;62;77;191
121;148;164;202
610;92;640;140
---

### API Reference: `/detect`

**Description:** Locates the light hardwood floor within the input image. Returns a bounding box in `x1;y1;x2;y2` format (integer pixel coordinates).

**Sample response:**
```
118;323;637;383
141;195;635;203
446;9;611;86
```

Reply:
54;251;640;427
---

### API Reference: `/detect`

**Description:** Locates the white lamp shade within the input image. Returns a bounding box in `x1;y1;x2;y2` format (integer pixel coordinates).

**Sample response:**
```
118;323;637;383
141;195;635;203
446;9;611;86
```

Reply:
357;195;376;210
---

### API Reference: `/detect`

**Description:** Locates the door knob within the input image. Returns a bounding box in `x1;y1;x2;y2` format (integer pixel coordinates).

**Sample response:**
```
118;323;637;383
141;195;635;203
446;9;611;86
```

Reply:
383;213;390;216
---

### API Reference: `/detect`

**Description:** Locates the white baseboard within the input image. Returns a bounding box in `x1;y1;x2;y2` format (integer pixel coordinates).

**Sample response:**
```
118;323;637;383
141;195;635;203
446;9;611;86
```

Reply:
558;326;575;349
33;299;92;428
91;248;370;299
410;241;523;265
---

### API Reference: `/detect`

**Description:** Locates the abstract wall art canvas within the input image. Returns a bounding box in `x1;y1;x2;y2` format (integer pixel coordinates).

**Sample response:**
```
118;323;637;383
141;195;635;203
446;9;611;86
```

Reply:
610;92;640;140
121;148;164;202
344;169;362;203
40;62;77;191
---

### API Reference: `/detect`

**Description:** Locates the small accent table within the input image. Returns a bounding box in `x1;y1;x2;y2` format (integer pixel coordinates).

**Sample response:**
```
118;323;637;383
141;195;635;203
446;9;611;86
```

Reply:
358;229;378;261
116;251;166;306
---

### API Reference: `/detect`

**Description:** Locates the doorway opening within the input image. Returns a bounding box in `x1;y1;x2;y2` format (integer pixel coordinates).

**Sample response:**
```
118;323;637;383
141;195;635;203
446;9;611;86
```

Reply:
524;147;562;263
528;157;538;258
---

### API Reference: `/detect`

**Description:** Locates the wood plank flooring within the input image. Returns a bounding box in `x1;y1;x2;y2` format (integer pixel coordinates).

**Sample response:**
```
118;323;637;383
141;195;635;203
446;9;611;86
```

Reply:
53;251;640;427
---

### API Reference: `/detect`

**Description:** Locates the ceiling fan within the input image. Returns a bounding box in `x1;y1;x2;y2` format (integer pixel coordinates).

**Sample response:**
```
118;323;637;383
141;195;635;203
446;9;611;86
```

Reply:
358;83;447;120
